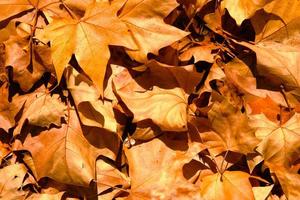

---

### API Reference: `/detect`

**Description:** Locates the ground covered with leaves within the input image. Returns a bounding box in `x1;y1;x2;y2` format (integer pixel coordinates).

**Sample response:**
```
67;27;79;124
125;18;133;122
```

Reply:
0;0;300;199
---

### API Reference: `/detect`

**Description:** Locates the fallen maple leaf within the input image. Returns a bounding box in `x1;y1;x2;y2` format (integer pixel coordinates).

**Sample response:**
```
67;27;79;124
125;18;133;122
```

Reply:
96;158;130;199
124;132;204;199
241;41;300;92
13;87;66;135
208;100;259;154
249;113;300;168
0;83;22;132
119;0;189;62
0;0;299;199
200;171;255;200
0;163;28;199
113;60;202;131
44;0;137;95
221;0;269;25
251;0;300;42
4;37;53;92
20;109;118;186
66;66;117;132
270;165;300;200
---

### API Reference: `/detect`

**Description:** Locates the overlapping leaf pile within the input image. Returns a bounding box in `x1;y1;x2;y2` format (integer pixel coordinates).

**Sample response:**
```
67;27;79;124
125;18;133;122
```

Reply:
0;0;300;199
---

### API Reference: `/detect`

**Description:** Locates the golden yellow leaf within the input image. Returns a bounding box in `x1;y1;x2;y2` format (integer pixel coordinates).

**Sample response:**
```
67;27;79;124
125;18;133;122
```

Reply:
44;1;137;95
113;60;202;131
271;165;300;200
200;171;254;200
252;0;300;42
124;132;204;199
66;67;117;132
13;87;66;135
119;0;189;62
208;100;259;154
250;114;300;168
221;0;270;25
20;109;119;186
0;164;28;199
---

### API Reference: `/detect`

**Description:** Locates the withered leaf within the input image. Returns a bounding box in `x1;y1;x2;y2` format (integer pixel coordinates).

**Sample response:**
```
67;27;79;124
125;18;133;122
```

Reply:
249;113;300;168
113;60;202;132
200;171;254;200
44;1;136;94
208;100;259;154
14;88;66;135
0;164;28;199
21;110;104;186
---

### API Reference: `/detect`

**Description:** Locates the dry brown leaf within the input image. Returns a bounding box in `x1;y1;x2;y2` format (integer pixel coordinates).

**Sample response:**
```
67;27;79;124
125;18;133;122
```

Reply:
44;1;137;94
247;96;292;123
0;0;38;22
0;83;21;132
252;185;273;200
20;109;118;186
241;41;300;92
200;171;255;200
179;44;217;63
221;0;270;25
66;67;117;132
14;88;66;135
0;163;28;199
96;159;130;198
208;100;259;154
189;116;226;156
199;62;225;94
119;0;189;62
252;0;300;42
25;192;64;200
0;1;299;199
0;140;11;162
124;132;204;199
113;60;202;132
4;37;53;92
271;165;300;200
249;113;300;168
223;56;298;109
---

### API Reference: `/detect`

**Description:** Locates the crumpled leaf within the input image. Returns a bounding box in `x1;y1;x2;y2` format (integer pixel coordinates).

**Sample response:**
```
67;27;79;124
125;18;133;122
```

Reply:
199;62;225;95
113;60;202;132
14;88;66;135
4;37;54;92
0;83;22;132
66;66;117;132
